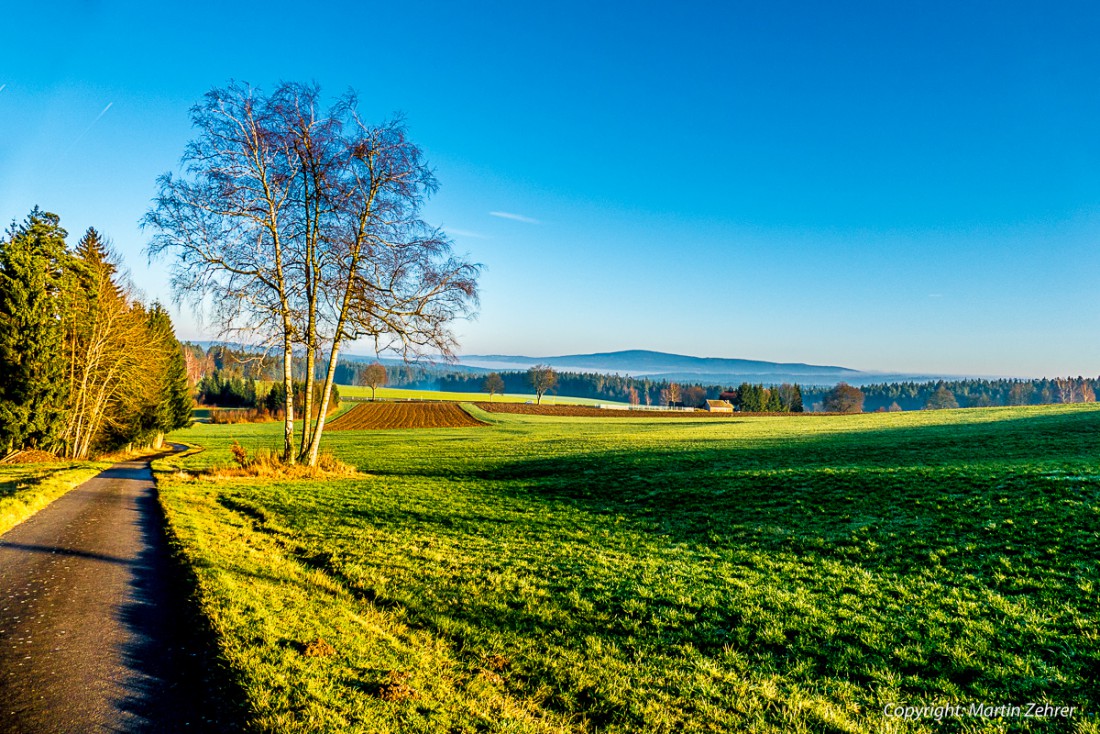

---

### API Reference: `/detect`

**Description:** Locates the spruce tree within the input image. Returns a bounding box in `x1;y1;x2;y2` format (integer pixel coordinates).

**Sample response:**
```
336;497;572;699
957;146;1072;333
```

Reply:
146;304;194;441
0;209;72;452
764;387;782;412
790;384;804;413
164;341;195;431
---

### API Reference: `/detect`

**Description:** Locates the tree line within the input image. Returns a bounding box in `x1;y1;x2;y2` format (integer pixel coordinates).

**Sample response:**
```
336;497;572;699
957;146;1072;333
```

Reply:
437;370;667;404
425;367;1100;414
802;377;1099;412
437;369;810;411
0;209;193;458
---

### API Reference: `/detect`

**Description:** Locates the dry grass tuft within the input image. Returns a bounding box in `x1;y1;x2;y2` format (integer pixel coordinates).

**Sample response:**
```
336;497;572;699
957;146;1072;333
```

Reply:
303;637;336;658
377;671;417;702
476;669;505;686
196;442;360;480
484;653;511;671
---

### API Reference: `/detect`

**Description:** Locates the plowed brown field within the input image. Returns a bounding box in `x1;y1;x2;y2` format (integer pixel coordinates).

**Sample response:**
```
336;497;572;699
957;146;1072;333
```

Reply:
473;403;733;418
327;402;487;430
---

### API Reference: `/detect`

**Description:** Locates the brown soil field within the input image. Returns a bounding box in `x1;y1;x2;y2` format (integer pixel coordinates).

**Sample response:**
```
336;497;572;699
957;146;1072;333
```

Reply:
327;402;487;430
473;403;737;418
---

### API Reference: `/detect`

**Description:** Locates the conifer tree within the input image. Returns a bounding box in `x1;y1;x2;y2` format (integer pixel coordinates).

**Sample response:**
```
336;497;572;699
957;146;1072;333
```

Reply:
789;384;804;413
74;227;116;279
738;383;765;412
0;209;71;452
765;387;783;412
147;304;194;440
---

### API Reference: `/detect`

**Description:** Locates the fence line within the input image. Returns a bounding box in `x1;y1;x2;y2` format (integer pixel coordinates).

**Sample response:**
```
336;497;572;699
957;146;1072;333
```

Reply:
595;404;697;412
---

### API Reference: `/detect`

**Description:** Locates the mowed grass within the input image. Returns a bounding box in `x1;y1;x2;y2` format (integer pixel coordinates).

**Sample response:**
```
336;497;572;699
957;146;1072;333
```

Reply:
336;384;625;406
157;405;1100;733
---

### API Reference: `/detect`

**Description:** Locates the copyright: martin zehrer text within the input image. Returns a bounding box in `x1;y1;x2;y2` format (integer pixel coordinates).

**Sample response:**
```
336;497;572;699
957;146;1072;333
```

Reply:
883;703;1077;721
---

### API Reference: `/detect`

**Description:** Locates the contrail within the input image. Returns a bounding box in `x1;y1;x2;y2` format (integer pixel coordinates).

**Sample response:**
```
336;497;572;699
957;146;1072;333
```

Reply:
489;211;541;225
0;84;6;94
64;101;113;155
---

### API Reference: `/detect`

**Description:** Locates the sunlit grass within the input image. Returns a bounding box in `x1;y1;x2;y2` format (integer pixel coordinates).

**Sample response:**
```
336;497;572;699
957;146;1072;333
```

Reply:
0;461;111;537
158;404;1100;732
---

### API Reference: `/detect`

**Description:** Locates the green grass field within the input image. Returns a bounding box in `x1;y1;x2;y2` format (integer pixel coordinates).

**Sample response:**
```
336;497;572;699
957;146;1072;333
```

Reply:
335;384;625;406
157;405;1100;733
0;461;111;537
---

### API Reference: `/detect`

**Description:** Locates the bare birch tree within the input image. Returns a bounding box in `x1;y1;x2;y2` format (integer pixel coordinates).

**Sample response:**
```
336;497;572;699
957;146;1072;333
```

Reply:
144;82;301;462
146;82;480;466
297;107;479;466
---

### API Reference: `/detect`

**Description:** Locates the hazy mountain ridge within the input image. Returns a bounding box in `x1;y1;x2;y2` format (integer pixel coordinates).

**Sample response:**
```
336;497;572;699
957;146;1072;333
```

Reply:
459;349;863;378
453;351;959;387
192;342;955;387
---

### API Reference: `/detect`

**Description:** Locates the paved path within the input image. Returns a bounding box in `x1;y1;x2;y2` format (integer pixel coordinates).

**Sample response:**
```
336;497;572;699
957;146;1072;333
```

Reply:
0;446;224;733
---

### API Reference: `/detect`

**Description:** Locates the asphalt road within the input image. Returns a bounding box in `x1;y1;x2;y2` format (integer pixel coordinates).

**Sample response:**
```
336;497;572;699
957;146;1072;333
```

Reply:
0;446;230;733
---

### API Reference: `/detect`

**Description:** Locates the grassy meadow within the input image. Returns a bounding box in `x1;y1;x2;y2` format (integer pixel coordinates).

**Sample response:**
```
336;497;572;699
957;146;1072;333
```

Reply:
156;404;1100;733
0;461;112;537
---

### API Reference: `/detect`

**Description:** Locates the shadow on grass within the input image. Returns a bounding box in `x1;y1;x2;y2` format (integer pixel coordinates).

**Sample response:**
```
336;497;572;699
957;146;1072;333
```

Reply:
116;461;253;733
486;407;1100;479
471;410;1100;577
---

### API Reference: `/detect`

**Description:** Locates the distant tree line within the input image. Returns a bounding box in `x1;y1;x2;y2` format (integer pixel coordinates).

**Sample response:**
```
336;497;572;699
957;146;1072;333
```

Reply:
196;371;340;419
440;370;812;411
429;369;1100;414
182;343;356;384
437;370;692;405
182;344;406;395
0;209;192;457
802;377;1099;412
725;383;805;412
195;371;261;408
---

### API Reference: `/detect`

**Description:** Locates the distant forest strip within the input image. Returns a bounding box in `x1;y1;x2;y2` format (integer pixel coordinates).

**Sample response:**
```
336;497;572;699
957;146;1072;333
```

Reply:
183;342;1098;413
437;372;1100;412
0;209;193;457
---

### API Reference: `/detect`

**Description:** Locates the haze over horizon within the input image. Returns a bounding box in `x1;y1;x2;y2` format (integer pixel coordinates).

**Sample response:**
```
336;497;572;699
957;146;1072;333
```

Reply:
4;1;1100;379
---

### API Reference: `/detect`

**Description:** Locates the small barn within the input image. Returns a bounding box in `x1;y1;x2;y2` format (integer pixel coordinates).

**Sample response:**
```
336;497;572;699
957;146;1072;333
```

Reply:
705;399;734;413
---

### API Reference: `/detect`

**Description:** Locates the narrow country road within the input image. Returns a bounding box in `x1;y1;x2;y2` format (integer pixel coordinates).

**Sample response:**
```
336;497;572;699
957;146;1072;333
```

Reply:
0;445;226;733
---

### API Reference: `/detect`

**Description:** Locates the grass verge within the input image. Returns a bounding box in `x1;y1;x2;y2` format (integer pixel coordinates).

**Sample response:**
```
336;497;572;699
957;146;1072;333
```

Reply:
0;461;112;537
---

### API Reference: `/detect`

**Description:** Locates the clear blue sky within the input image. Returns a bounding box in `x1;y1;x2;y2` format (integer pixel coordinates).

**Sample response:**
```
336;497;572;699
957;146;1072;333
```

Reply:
3;1;1099;377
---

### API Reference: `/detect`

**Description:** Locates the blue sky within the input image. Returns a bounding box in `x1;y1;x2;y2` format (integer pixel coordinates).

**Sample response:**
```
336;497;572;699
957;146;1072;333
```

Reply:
2;1;1100;376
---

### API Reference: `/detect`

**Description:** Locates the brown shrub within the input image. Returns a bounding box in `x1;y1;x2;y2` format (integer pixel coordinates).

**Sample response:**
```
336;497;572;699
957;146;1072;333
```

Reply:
209;408;283;425
0;449;62;464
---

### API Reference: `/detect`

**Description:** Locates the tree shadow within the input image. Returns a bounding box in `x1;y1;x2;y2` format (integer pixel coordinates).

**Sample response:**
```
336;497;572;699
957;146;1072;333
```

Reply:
111;456;251;732
477;409;1098;560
